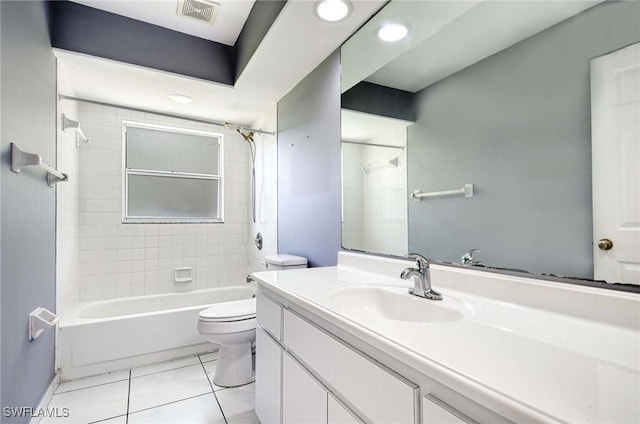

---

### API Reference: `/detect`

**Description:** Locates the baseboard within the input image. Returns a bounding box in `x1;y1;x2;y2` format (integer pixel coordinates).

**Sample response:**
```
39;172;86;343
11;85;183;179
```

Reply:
59;343;216;381
28;373;60;424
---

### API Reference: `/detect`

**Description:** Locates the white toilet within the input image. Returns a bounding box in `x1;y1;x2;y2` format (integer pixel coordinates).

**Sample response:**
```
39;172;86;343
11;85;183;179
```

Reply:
197;254;307;387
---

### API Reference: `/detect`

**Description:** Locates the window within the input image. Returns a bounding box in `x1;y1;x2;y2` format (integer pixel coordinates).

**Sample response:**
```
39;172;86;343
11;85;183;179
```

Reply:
122;122;223;223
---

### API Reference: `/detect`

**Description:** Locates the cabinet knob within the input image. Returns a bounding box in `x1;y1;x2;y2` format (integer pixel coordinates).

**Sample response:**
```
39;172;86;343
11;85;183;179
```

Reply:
597;238;614;251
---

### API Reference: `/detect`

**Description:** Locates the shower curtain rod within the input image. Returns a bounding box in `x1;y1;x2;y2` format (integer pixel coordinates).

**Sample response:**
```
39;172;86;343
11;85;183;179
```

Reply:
341;140;404;150
58;95;275;136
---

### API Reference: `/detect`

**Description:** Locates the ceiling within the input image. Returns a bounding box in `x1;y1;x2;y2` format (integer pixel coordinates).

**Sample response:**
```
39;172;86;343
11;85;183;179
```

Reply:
70;0;255;46
341;109;411;146
342;0;602;93
58;0;386;127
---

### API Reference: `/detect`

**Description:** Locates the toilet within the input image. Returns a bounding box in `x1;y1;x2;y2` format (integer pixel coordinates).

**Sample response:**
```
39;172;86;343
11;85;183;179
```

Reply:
197;254;307;387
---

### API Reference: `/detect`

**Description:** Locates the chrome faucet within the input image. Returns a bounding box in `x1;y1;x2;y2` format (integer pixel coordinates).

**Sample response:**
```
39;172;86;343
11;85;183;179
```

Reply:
461;249;483;266
400;253;442;301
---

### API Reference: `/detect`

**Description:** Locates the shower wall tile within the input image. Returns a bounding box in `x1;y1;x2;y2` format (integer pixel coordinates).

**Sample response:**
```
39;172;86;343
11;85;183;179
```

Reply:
341;125;408;256
57;100;82;309
66;102;266;302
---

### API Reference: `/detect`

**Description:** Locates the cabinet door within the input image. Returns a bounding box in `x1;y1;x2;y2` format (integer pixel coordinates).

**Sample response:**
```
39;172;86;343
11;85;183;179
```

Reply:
256;327;282;424
282;353;327;424
328;394;362;424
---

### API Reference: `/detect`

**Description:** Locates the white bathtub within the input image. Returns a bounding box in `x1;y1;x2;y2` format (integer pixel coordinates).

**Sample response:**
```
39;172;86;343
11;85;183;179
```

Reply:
58;286;255;380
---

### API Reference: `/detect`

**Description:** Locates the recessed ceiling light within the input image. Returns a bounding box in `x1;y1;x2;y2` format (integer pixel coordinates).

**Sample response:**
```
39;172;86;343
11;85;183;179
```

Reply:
314;0;352;23
377;23;409;42
168;94;193;104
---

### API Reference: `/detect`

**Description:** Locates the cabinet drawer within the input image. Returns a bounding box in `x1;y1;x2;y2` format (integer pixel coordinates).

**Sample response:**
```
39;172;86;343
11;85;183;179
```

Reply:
257;292;282;340
283;310;418;424
423;395;475;424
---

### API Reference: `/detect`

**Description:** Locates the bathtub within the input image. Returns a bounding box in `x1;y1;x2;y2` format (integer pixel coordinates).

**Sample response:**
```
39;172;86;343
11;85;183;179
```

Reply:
58;286;255;380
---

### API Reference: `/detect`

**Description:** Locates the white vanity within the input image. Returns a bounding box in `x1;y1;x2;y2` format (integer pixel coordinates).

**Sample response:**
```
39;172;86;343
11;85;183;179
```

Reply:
253;252;640;424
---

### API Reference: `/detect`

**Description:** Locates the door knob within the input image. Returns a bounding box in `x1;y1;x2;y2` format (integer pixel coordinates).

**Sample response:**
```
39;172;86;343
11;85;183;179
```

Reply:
597;238;613;251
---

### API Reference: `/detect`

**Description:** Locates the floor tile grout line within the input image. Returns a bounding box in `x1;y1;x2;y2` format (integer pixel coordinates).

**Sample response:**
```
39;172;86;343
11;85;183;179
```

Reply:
60;352;220;393
126;392;215;416
125;370;131;424
56;377;130;395
131;361;209;380
127;352;218;380
199;355;228;424
88;413;127;424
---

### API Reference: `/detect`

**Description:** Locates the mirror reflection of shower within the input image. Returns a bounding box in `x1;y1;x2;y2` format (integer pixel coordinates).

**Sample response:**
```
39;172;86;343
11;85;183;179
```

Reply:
361;155;399;174
341;110;410;256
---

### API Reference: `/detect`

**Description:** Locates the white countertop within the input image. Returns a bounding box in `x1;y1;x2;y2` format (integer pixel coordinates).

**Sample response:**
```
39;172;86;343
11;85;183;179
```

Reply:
253;252;640;424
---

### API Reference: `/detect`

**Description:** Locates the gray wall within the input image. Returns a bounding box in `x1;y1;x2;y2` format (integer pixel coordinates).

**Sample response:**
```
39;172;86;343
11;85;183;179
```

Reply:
277;51;342;267
1;1;57;420
408;1;640;278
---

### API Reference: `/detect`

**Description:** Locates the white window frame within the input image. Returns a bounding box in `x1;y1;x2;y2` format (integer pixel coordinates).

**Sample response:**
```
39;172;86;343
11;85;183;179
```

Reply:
122;121;224;224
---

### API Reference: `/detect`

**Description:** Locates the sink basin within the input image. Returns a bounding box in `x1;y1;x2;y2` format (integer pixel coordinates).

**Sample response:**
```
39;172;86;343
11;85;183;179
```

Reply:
328;286;472;323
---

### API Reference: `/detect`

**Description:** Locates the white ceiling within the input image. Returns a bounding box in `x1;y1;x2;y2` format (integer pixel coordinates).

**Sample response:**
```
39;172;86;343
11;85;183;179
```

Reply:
70;0;255;46
342;0;602;93
57;0;386;128
341;109;411;146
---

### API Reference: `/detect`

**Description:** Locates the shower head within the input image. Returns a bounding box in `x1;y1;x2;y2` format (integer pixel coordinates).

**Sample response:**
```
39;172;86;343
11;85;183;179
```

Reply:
237;129;255;143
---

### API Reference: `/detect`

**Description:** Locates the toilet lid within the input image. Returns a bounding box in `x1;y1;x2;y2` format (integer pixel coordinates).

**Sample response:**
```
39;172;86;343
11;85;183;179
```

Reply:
198;298;256;322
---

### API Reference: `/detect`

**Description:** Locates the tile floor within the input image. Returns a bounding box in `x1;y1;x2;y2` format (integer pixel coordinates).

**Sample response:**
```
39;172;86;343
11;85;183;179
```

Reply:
39;352;260;424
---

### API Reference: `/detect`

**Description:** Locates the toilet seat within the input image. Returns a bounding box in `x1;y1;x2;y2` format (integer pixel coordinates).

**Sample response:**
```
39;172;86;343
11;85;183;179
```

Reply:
196;297;259;388
198;298;256;322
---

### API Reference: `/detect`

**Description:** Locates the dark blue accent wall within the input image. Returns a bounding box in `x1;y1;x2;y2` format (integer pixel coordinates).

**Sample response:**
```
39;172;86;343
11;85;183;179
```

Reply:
235;0;287;81
49;1;235;85
341;81;416;122
1;1;57;421
277;51;342;267
48;0;288;86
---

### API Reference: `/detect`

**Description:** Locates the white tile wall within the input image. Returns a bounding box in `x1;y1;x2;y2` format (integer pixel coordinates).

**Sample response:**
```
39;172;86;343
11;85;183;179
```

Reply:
57;101;277;303
57;100;81;311
362;143;407;255
248;106;278;271
342;143;365;249
341;127;408;256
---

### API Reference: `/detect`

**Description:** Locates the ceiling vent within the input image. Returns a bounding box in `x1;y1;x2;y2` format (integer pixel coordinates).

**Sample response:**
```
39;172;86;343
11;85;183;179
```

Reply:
177;0;220;24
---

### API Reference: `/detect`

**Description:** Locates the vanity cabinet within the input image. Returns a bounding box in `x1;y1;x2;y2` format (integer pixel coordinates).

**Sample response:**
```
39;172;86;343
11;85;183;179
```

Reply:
328;395;362;424
256;289;481;424
255;327;282;424
256;289;420;424
282;353;328;423
283;309;418;423
422;395;473;424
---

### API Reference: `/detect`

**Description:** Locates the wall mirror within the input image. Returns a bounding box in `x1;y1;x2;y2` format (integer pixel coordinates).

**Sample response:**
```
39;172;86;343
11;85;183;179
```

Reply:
340;0;640;285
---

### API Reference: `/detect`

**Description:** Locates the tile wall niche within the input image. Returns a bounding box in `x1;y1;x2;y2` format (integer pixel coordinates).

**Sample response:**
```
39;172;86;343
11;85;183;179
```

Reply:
57;100;277;303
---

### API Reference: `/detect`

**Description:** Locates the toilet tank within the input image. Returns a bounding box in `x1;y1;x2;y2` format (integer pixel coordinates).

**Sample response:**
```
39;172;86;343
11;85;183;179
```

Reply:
264;254;308;270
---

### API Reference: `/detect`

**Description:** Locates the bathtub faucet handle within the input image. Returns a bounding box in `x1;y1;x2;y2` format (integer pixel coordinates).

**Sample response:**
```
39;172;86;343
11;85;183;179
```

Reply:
246;274;255;283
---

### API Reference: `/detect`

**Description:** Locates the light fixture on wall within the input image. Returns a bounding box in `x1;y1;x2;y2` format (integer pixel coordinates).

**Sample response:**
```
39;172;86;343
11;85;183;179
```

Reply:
168;94;194;104
377;23;408;42
314;0;352;22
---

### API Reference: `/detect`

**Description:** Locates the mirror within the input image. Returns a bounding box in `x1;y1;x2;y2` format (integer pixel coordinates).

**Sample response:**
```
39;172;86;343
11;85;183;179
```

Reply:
341;0;640;284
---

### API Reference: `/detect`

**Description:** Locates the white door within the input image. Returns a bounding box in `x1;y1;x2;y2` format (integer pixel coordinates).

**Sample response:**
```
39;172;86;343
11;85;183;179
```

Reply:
591;42;640;284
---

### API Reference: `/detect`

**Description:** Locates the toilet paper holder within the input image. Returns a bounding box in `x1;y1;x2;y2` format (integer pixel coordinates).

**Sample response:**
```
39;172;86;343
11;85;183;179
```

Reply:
29;307;59;341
